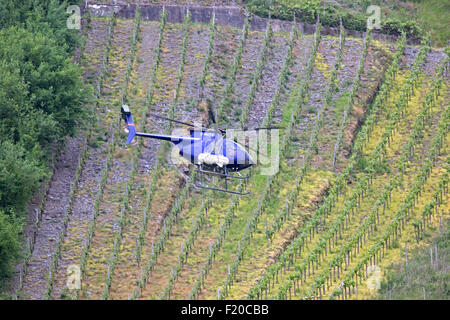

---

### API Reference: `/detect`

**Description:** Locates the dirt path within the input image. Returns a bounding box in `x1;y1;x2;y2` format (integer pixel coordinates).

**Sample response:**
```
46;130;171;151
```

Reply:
108;21;212;299
20;137;85;299
312;37;364;171
19;18;111;300
49;18;134;299
271;33;314;124
246;30;288;128
201;25;240;116
230;29;265;125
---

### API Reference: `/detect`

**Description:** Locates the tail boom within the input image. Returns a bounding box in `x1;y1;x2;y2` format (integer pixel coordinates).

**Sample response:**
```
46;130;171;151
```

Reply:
121;105;200;145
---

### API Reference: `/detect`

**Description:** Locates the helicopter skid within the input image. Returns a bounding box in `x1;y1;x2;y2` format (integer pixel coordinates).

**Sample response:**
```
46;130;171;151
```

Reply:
194;184;250;196
194;169;249;180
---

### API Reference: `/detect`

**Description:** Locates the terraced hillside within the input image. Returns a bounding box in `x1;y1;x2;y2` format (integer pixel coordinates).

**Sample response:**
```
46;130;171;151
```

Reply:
15;4;448;300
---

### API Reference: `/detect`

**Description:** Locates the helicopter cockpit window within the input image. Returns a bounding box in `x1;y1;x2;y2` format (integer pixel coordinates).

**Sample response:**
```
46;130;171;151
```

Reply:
223;141;237;160
205;135;221;154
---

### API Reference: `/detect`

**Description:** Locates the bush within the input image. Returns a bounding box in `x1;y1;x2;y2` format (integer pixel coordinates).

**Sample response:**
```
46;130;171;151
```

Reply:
381;18;422;39
0;141;46;213
243;0;422;39
0;211;22;284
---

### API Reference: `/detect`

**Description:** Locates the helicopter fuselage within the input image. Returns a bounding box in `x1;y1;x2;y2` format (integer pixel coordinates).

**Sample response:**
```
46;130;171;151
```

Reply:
136;130;254;172
121;105;254;172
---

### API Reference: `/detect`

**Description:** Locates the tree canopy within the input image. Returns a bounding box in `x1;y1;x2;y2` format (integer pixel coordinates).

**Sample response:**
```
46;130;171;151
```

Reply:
0;0;89;289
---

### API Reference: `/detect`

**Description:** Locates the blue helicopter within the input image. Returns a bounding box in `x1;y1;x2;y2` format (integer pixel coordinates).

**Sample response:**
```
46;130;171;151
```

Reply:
121;105;256;195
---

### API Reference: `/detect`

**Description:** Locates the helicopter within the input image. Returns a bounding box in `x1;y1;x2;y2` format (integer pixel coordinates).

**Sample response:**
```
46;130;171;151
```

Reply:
121;105;256;195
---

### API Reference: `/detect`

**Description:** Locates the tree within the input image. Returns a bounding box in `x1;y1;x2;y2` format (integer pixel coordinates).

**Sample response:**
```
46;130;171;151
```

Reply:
0;26;88;139
0;0;89;290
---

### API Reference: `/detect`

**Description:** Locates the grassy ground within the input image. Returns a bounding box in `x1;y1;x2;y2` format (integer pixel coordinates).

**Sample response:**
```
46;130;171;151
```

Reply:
371;0;450;47
329;0;449;46
376;221;449;300
413;0;450;47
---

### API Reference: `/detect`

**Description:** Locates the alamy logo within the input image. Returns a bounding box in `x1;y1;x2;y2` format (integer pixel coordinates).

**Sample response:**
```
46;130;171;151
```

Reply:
67;5;81;30
366;265;381;290
367;5;381;30
66;264;81;290
227;128;279;176
169;127;280;176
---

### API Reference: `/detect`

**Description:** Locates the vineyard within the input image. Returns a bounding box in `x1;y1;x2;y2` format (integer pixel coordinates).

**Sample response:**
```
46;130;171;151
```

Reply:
13;2;449;301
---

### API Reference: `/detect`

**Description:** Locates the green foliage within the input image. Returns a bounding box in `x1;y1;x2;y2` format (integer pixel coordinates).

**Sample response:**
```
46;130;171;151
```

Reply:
413;0;450;47
329;49;449;300
0;0;89;212
356;157;389;175
378;226;450;300
0;0;82;53
0;211;22;283
381;18;422;37
0;27;88;139
0;141;46;213
0;0;33;30
243;0;422;39
0;140;46;290
0;0;89;289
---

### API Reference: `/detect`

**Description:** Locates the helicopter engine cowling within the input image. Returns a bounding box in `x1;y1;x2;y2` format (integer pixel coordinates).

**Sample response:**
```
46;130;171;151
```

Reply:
198;153;229;168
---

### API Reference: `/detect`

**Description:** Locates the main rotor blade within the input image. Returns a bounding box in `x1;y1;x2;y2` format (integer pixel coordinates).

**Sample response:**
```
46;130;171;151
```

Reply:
152;114;195;128
152;114;283;137
232;126;285;132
